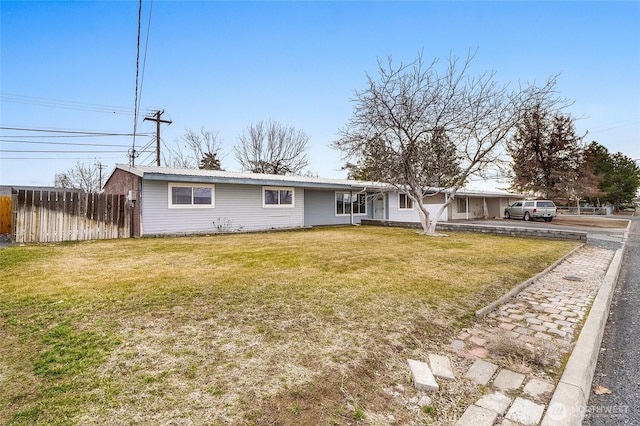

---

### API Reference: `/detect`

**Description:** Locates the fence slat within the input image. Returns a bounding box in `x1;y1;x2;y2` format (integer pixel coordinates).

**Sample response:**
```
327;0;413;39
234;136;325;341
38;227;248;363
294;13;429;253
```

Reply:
0;196;12;234
10;190;130;243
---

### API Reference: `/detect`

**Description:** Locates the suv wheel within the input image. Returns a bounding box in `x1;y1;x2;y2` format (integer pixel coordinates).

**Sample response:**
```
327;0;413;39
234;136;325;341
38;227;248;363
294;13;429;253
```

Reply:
505;211;511;219
524;212;531;221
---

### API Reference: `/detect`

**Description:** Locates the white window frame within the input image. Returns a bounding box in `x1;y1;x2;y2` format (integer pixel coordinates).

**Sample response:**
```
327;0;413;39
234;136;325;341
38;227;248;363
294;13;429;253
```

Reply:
457;197;468;214
262;186;295;208
398;193;414;210
335;191;367;216
168;183;215;208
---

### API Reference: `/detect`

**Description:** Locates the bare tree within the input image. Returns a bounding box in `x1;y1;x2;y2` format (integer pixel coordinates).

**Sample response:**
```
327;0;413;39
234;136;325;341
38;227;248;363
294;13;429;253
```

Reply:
334;51;564;235
234;119;309;175
165;127;224;169
54;161;101;192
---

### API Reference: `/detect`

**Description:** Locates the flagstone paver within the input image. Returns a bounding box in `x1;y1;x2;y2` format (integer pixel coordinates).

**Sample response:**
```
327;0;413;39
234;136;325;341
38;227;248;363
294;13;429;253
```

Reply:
475;391;513;415
456;405;499;426
523;378;555;398
465;359;498;385
428;353;455;380
449;244;615;425
505;397;545;425
454;245;614;363
407;359;439;391
492;369;526;392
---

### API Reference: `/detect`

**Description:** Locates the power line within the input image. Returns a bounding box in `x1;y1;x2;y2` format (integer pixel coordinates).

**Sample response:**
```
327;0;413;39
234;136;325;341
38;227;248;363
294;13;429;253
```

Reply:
0;139;134;147
137;0;153;126
0;93;154;116
0;126;151;136
131;0;144;166
2;157;125;160
1;149;135;153
586;118;640;134
0;133;149;138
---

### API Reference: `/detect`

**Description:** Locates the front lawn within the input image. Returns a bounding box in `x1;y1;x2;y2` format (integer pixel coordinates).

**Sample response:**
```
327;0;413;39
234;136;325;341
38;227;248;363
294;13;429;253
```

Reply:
0;226;578;425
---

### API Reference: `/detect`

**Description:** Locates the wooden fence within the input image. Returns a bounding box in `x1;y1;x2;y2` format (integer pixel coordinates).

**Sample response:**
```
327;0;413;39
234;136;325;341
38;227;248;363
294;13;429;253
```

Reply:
12;190;131;243
0;196;11;234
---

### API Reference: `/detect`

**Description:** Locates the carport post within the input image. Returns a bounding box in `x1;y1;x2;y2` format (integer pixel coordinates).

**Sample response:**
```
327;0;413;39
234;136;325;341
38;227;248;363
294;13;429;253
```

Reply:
466;196;469;220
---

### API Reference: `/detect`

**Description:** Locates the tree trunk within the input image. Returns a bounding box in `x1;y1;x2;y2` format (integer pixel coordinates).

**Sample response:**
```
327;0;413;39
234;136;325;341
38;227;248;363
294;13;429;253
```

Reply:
427;202;449;235
416;203;431;234
426;218;438;235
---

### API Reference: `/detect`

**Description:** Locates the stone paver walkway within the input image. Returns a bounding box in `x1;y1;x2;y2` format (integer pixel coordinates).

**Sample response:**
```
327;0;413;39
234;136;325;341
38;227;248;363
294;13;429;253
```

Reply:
450;244;616;425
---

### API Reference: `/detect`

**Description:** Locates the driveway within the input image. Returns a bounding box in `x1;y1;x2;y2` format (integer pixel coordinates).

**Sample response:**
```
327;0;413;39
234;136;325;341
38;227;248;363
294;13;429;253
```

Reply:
464;216;629;249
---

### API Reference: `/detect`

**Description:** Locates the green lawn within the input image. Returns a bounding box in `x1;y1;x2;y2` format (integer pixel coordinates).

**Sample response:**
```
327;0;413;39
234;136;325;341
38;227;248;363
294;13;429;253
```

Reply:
0;226;578;425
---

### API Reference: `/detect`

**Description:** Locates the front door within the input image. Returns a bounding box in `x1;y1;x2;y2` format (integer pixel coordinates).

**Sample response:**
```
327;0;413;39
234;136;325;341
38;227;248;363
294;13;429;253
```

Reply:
373;195;385;220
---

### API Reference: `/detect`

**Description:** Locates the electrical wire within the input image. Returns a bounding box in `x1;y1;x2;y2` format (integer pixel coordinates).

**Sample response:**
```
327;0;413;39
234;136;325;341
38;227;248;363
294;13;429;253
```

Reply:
136;0;153;123
131;0;144;164
0;139;133;147
1;149;133;153
0;126;152;136
587;118;640;134
2;157;125;160
0;133;149;138
0;93;154;116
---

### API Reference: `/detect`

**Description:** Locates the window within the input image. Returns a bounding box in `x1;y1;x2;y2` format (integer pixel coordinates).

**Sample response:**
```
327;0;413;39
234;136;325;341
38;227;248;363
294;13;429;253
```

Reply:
168;183;214;208
399;193;413;210
537;201;556;207
336;192;366;215
457;197;468;213
263;187;294;207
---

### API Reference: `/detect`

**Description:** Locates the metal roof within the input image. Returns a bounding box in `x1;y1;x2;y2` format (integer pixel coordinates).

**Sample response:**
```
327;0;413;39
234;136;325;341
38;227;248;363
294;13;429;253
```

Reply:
113;164;383;190
110;164;519;197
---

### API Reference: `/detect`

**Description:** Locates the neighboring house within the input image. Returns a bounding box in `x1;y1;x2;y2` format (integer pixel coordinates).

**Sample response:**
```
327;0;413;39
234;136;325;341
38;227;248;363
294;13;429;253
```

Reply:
0;185;73;196
103;165;519;237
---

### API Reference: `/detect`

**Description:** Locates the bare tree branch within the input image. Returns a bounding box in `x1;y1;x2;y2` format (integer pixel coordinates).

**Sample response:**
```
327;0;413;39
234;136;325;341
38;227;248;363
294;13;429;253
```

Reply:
234;119;310;175
165;127;224;169
334;51;567;235
54;161;100;192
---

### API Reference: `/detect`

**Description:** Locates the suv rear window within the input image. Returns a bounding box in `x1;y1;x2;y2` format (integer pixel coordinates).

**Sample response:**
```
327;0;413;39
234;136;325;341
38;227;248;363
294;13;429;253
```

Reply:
537;201;556;207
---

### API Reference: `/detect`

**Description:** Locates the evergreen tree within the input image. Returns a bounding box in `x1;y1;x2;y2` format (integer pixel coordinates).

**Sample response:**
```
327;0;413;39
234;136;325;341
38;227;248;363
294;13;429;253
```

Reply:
199;152;222;170
508;104;583;200
599;152;640;210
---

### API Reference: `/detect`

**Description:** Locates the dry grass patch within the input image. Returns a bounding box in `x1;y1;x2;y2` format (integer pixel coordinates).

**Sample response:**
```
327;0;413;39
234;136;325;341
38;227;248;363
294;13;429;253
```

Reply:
0;226;578;425
553;215;629;228
487;330;572;371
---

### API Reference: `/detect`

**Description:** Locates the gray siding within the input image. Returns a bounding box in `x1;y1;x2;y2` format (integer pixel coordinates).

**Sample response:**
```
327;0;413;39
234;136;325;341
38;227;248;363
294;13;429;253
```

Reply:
304;189;373;226
141;180;304;235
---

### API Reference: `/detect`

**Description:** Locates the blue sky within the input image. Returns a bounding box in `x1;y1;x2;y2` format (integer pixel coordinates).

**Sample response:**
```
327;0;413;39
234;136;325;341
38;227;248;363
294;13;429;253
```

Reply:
1;1;639;188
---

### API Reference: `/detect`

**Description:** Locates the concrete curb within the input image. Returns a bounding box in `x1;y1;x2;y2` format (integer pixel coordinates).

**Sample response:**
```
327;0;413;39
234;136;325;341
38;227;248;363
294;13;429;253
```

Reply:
540;242;627;425
475;243;585;318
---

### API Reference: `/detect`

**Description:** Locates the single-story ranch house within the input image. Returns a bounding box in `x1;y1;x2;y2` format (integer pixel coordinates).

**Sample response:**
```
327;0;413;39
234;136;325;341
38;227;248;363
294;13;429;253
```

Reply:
103;164;521;237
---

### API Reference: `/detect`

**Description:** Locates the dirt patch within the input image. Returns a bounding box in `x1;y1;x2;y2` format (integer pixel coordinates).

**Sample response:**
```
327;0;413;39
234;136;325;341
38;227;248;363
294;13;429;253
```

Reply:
553;215;629;228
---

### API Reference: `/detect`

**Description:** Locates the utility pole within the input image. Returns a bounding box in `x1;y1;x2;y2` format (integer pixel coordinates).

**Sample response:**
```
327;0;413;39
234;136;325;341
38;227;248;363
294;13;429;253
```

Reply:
144;110;172;166
95;160;106;189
